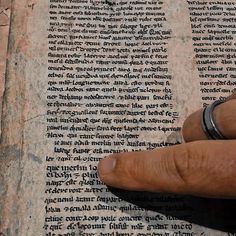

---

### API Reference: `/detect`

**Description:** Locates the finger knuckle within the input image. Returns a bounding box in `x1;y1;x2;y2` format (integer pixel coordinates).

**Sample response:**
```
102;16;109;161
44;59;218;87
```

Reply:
169;142;205;191
115;153;142;181
129;156;145;181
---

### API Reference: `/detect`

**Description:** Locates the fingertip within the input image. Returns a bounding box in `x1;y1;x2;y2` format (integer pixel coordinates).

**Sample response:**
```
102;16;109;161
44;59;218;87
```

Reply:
182;114;190;142
182;109;207;142
98;155;117;180
226;90;236;101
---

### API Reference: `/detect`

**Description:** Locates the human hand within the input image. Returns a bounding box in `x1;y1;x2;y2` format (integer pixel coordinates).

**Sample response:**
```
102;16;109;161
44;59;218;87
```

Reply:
98;92;236;198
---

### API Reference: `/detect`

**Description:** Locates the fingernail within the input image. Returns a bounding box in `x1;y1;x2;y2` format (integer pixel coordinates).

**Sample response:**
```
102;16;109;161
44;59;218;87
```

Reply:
98;157;116;175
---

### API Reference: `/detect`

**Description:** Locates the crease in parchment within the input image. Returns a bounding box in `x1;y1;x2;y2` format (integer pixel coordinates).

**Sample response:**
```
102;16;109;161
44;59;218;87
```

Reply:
0;0;12;138
0;1;13;145
0;0;29;234
0;10;9;26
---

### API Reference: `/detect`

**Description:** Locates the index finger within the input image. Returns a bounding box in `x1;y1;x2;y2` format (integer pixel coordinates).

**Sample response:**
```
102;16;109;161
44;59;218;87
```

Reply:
98;140;236;198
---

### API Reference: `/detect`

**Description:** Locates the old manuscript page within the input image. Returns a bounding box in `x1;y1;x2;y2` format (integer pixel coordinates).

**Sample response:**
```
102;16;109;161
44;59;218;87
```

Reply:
0;0;236;235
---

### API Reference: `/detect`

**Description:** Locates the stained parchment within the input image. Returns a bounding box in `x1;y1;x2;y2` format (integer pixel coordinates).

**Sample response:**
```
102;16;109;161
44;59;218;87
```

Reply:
0;0;235;235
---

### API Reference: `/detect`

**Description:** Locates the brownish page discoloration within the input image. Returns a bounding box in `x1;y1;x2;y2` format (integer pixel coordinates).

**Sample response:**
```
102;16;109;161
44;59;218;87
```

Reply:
0;0;28;234
0;0;47;234
0;0;11;136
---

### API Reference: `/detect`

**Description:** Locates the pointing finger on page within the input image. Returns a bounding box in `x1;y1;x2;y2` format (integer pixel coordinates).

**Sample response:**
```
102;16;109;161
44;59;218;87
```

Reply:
98;92;236;198
98;140;236;198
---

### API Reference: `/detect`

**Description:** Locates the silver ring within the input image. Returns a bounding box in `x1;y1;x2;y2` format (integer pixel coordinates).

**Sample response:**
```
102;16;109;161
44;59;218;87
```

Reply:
201;100;227;140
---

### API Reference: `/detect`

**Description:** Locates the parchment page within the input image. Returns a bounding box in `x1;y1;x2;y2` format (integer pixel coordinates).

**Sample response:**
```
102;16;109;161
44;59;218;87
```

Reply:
0;0;235;235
